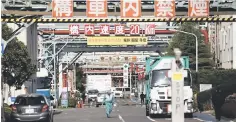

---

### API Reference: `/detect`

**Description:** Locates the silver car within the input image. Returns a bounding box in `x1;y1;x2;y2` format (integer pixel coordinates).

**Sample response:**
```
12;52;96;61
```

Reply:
10;94;54;122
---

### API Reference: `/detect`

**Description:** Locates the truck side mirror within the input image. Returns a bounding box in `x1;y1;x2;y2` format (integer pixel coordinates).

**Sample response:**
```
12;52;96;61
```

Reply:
145;75;149;80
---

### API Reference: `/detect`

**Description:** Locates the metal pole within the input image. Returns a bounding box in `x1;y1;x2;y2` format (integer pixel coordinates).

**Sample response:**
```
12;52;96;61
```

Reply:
129;68;132;95
195;36;198;72
53;43;57;99
172;30;198;72
31;80;33;93
67;60;69;108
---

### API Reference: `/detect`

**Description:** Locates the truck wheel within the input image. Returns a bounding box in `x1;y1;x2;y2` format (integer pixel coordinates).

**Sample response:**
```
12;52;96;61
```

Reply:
149;114;155;118
146;104;149;116
185;113;193;118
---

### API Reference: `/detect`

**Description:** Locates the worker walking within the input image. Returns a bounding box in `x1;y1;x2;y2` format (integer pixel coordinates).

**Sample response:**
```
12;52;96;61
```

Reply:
212;87;226;121
140;92;145;106
103;90;115;118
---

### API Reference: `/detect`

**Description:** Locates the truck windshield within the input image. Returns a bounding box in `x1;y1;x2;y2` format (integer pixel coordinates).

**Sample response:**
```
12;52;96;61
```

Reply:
151;70;191;87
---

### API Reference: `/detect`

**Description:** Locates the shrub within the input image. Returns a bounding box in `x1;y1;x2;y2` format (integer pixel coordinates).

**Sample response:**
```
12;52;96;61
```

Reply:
68;97;77;108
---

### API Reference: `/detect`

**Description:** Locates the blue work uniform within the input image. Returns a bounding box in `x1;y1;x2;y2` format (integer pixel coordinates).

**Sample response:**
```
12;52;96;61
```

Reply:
103;94;114;118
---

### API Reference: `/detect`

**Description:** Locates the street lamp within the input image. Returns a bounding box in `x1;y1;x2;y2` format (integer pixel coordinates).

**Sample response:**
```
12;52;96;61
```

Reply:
171;29;198;72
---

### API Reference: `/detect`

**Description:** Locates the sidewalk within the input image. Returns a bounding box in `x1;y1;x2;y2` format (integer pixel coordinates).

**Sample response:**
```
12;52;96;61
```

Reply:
202;110;236;122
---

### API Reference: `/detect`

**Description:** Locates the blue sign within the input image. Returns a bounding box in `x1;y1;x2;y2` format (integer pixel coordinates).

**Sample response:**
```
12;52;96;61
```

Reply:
11;97;16;103
61;100;68;107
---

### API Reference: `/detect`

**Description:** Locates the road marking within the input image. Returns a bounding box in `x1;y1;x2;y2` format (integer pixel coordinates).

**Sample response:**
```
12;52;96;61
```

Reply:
118;114;125;122
193;118;205;121
147;116;157;122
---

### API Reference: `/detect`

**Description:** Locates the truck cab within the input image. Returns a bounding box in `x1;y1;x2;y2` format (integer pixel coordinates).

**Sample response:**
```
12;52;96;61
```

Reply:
145;56;194;118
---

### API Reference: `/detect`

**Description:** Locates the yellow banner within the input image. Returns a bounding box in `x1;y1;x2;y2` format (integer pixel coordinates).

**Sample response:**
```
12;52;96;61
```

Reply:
87;37;148;46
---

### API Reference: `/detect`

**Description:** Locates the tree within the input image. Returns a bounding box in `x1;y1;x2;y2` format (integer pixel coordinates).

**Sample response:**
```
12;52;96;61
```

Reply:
76;67;86;93
167;22;214;70
2;24;36;89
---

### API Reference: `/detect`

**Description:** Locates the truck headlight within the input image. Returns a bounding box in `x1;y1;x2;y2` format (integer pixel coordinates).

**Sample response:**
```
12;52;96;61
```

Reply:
187;103;192;109
151;103;157;111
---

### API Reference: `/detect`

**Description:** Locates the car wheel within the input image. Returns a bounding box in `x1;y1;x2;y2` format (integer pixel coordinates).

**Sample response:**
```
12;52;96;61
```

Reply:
149;114;155;118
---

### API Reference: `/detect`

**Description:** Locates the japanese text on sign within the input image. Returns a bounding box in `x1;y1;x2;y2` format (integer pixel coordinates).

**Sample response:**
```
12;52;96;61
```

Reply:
100;24;110;35
84;24;95;35
87;37;147;46
145;24;156;35
86;0;108;17
69;25;80;35
115;25;125;35
121;0;141;18
155;0;175;17
188;0;209;17
123;64;129;87
52;0;73;18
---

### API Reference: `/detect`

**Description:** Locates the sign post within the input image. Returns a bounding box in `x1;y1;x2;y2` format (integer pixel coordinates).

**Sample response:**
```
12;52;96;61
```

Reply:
171;48;184;122
123;63;129;87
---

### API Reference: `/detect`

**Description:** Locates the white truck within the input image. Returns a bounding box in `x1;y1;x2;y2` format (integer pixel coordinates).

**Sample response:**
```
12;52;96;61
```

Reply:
145;56;194;118
86;75;112;106
86;75;112;92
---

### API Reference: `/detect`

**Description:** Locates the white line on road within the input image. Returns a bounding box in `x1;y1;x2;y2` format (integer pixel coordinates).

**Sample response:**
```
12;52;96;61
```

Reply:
118;114;125;122
193;118;205;122
147;116;157;122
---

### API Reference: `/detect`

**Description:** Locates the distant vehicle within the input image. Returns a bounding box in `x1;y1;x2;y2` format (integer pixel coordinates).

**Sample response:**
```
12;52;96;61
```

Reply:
10;94;54;122
111;87;130;98
96;92;107;107
87;89;99;105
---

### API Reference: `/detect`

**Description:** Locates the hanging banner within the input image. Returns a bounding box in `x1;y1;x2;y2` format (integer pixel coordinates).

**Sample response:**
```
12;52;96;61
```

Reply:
120;0;141;18
52;0;73;18
87;36;148;46
155;0;176;17
123;63;129;87
188;0;209;17
86;0;108;18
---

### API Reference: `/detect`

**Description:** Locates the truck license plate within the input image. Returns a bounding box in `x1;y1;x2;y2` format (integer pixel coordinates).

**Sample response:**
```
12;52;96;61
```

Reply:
25;109;34;113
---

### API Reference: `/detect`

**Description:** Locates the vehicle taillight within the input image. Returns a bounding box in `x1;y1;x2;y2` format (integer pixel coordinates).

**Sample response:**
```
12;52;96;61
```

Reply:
42;105;48;112
11;105;17;112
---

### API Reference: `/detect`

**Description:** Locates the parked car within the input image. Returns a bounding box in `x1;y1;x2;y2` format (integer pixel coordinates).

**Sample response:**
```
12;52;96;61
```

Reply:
10;94;54;122
96;92;106;107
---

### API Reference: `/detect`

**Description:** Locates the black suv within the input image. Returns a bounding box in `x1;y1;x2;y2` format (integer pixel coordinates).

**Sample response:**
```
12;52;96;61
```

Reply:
10;94;53;122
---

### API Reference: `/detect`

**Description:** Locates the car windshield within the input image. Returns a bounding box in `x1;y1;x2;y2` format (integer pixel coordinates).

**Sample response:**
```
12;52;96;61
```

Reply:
98;93;106;97
151;69;191;87
14;96;46;105
116;88;123;91
88;90;98;94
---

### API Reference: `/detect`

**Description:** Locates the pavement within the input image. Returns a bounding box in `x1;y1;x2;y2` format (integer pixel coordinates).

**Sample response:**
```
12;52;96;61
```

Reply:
54;103;219;122
55;98;236;122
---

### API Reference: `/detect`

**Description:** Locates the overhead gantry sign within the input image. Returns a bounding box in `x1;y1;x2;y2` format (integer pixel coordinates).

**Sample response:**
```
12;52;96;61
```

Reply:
1;17;236;23
2;0;236;23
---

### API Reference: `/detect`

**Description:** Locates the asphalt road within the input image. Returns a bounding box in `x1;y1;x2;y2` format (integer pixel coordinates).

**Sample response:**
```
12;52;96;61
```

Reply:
54;105;217;122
